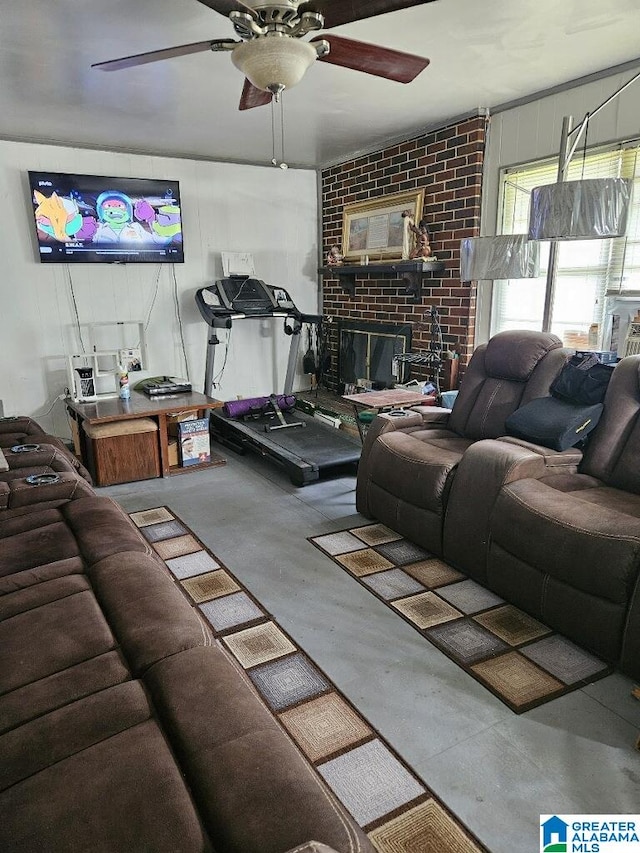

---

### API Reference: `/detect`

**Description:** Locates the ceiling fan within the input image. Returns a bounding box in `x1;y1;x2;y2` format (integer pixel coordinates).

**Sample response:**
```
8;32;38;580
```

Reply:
92;0;436;111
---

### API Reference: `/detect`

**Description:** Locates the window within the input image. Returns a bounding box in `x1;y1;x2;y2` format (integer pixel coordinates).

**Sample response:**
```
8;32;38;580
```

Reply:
491;143;640;351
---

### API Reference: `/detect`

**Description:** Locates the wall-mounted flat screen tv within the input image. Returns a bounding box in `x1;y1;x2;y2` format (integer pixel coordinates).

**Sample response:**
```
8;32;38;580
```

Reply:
28;171;184;264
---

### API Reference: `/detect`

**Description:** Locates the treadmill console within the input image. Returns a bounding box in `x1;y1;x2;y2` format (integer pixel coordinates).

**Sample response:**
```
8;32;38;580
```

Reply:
196;277;298;326
218;277;277;313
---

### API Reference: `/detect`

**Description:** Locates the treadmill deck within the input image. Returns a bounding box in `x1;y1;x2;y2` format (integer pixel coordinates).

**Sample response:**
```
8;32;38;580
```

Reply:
209;408;361;486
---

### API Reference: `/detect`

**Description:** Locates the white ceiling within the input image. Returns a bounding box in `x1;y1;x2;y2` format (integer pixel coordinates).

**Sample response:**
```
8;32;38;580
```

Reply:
2;0;640;169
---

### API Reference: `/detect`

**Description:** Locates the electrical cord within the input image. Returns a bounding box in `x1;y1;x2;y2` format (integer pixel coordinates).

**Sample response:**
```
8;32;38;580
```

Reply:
171;264;190;381
212;329;231;389
144;264;163;331
40;392;65;417
66;266;87;353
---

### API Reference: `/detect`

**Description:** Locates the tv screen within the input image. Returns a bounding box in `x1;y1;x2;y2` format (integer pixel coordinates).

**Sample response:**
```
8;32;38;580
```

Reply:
28;171;184;264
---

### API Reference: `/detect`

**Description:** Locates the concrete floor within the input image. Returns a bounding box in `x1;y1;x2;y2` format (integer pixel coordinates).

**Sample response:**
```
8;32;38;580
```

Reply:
104;449;640;853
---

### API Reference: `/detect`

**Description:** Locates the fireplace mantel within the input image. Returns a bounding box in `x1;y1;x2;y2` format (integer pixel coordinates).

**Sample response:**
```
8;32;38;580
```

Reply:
319;260;446;302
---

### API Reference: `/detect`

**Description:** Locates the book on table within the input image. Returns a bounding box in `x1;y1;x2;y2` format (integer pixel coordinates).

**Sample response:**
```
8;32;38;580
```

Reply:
178;418;211;466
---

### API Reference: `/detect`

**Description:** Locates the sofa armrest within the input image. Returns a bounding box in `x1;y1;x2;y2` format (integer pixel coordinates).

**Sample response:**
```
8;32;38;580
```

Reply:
356;408;452;515
409;405;452;424
360;408;451;460
497;436;583;469
144;645;375;853
0;473;93;512
443;439;552;582
0;445;81;474
0;416;45;438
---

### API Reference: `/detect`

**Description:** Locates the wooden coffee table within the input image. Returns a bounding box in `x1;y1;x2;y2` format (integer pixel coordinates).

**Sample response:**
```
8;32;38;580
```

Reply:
342;388;430;441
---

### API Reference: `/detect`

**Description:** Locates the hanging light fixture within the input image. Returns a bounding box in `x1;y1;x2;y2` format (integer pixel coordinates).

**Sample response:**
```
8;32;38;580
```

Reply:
459;130;540;282
527;68;640;243
528;66;640;330
460;234;540;282
528;176;632;240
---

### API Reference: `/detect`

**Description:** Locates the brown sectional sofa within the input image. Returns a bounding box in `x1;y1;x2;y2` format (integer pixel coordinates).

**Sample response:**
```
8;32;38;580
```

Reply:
357;334;640;682
0;428;374;853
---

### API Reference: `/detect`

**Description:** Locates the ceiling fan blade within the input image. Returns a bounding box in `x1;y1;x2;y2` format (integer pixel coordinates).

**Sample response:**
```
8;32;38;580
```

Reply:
239;79;273;110
195;0;257;17
312;35;429;83
92;39;233;71
299;0;438;29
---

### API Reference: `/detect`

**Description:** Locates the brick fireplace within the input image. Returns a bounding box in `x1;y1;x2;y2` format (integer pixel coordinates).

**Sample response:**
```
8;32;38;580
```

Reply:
320;114;487;393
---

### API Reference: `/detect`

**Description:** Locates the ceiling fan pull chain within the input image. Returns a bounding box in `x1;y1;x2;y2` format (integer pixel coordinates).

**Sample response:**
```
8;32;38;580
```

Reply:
271;97;277;165
270;92;288;169
280;93;288;169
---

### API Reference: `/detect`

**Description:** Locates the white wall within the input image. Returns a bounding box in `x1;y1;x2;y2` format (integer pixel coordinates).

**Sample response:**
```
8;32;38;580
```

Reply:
0;140;319;438
476;66;640;341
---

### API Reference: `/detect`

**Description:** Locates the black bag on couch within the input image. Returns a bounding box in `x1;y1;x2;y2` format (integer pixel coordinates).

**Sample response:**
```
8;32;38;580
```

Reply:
550;354;614;405
505;396;604;451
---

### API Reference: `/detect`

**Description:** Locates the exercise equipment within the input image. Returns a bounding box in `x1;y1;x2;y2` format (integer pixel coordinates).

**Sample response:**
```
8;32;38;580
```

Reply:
225;394;303;433
195;277;361;485
196;277;312;398
223;394;296;419
209;404;360;486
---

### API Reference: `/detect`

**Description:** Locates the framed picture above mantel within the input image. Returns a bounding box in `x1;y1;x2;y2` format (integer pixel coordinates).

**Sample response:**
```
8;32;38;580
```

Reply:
341;189;424;262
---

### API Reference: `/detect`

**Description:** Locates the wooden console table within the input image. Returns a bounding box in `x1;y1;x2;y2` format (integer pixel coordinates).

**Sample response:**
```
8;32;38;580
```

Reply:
66;390;224;481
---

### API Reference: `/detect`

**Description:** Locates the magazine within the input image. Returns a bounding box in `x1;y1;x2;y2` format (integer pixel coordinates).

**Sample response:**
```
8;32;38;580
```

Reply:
178;417;211;466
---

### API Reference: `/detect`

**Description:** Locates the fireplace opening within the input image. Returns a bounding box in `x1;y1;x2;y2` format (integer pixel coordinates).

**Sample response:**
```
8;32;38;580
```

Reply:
338;320;411;391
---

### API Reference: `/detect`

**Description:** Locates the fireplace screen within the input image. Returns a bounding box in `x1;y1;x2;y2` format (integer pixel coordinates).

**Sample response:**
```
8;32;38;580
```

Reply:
338;321;411;389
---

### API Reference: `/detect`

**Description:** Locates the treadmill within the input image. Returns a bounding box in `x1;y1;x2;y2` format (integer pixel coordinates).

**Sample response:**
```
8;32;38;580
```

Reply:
195;278;361;486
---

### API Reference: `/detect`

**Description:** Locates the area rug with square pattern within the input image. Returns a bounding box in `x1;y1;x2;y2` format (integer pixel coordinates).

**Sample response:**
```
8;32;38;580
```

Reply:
129;506;489;853
309;523;611;714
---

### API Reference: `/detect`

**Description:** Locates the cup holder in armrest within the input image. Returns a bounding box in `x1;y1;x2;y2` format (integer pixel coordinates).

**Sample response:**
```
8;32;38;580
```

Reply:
10;444;42;453
5;472;86;510
25;473;61;486
387;409;412;418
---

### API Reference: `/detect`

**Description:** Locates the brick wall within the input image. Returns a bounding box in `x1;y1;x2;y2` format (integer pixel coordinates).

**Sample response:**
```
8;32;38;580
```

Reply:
320;114;487;391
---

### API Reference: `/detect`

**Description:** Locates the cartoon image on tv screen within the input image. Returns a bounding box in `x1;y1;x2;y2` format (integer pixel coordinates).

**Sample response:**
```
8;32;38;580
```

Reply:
28;171;184;264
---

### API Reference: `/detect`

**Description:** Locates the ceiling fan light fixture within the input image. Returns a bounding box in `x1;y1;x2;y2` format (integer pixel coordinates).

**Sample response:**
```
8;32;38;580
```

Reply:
231;37;318;92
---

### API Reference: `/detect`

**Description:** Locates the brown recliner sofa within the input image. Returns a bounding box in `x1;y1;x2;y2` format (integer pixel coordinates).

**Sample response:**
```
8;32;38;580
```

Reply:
356;330;570;556
0;433;374;852
452;355;640;680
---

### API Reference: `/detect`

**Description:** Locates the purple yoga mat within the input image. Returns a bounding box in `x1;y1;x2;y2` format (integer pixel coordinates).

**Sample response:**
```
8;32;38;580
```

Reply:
223;395;296;418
